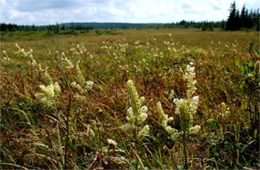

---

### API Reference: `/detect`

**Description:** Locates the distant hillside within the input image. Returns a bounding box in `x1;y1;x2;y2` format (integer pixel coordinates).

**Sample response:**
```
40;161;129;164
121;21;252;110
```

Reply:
60;22;162;29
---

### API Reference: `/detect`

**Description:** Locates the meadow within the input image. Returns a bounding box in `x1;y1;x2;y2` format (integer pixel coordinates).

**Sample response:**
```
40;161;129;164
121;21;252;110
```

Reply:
0;28;259;169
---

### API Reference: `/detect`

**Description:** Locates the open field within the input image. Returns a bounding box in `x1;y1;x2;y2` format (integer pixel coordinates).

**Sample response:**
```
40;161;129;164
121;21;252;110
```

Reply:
0;29;259;169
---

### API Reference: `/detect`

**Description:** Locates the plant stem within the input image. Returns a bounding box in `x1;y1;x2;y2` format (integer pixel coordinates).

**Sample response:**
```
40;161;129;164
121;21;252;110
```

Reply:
183;130;188;169
59;55;72;169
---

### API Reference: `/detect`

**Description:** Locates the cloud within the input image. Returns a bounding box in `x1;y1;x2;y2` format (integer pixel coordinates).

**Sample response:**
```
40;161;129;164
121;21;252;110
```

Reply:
0;0;259;25
181;3;192;9
11;0;82;12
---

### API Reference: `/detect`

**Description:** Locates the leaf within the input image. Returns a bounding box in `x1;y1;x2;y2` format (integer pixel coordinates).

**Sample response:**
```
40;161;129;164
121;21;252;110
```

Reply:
248;60;254;68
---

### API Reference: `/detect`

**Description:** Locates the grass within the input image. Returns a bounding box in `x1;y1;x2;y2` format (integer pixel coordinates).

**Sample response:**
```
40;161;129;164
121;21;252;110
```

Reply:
0;28;259;169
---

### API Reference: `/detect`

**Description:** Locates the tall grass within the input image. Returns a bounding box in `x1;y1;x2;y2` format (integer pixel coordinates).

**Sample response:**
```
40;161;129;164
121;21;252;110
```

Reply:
0;29;259;169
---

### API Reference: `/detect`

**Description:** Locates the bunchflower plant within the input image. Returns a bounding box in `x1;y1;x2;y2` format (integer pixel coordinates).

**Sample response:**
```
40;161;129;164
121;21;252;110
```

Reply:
2;50;11;61
35;82;61;107
157;63;201;168
70;61;94;101
158;63;201;141
121;80;150;140
62;56;74;69
221;102;230;120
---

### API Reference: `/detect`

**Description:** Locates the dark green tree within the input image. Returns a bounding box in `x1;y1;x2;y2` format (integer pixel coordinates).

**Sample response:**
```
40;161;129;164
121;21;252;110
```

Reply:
226;1;237;30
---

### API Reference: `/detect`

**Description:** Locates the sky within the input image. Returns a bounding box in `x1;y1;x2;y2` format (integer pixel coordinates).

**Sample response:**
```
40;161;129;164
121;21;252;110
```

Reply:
0;0;259;25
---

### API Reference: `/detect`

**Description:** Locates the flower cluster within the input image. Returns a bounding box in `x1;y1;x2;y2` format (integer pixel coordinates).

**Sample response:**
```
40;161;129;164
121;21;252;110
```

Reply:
158;63;201;141
70;80;93;94
15;43;44;72
157;102;179;140
43;68;53;85
2;50;11;62
183;63;197;98
75;60;86;86
15;43;33;57
121;80;149;140
61;53;74;69
220;102;230;120
69;43;86;55
70;60;94;101
35;82;61;107
174;64;200;134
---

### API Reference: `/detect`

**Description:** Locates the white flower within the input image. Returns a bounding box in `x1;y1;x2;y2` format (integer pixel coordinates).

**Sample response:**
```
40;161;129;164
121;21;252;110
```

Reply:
126;107;135;122
63;57;74;69
122;80;149;140
71;81;84;93
140;106;148;114
184;64;197;98
137;125;150;139
158;63;201;142
189;125;201;135
168;90;175;100
171;131;182;141
107;139;117;147
157;101;174;130
54;82;61;95
76;60;85;85
39;84;55;98
74;93;87;102
165;126;177;134
221;102;229;119
137;112;148;125
35;82;61;107
85;81;94;91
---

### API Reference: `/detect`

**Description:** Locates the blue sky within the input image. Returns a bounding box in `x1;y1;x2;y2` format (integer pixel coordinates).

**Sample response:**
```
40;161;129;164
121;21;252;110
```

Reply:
0;0;259;25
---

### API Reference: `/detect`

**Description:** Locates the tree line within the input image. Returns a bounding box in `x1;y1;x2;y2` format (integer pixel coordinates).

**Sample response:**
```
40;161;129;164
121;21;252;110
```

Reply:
162;20;224;31
0;23;94;32
226;1;259;31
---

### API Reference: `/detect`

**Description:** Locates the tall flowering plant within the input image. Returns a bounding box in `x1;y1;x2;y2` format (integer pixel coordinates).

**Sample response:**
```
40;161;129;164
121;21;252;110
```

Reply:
157;63;200;168
121;80;150;141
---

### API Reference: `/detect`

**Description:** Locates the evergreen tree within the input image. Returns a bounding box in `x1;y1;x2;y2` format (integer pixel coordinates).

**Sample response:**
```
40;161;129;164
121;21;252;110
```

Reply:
226;1;237;30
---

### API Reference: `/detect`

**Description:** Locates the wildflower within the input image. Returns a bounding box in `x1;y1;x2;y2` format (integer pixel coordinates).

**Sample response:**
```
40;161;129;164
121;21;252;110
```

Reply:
189;125;201;135
76;60;85;86
2;51;11;62
71;61;94;93
171;131;182;141
157;102;173;128
168;90;175;100
137;125;150;139
15;43;33;57
74;93;87;102
221;102;230;120
62;57;74;69
158;63;201;142
122;80;149;140
165;126;177;134
71;81;84;93
183;64;197;98
39;84;55;98
54;82;61;94
126;80;148;125
107;139;117;147
31;59;37;67
85;81;94;92
43;68;53;85
35;82;61;107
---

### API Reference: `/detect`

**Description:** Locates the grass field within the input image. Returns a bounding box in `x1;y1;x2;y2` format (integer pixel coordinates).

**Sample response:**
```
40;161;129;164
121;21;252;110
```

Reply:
0;28;259;169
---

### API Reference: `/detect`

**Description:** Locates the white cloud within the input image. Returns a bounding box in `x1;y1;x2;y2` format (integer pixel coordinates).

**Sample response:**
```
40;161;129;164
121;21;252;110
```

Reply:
0;0;258;25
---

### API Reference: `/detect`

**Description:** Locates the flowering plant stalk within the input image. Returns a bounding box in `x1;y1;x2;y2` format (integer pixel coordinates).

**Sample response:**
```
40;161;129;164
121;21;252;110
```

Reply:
157;63;200;168
121;80;149;141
